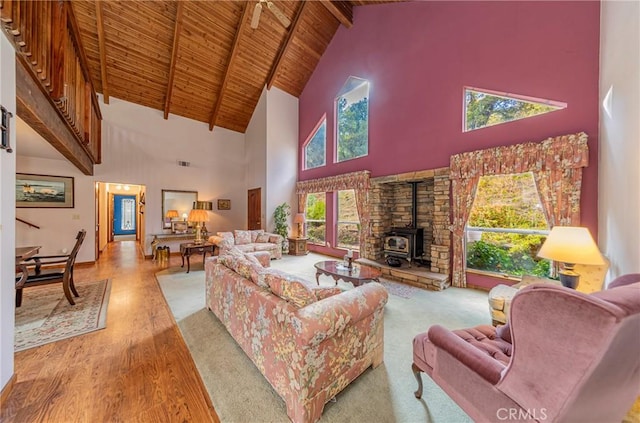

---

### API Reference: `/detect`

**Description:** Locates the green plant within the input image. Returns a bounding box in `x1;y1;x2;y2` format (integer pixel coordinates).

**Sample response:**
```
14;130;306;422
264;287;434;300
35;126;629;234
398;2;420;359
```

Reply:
273;203;291;250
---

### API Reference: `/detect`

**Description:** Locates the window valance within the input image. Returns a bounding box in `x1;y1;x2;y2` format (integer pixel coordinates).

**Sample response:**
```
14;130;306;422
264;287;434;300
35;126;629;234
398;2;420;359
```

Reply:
296;170;371;194
450;132;589;180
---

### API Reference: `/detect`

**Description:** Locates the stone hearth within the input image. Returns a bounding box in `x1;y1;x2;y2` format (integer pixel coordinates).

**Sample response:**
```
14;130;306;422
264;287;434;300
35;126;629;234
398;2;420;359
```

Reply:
364;167;451;290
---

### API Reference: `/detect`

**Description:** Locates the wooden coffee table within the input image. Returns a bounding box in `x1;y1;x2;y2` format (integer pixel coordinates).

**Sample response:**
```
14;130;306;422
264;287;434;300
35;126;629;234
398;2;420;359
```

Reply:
314;260;381;287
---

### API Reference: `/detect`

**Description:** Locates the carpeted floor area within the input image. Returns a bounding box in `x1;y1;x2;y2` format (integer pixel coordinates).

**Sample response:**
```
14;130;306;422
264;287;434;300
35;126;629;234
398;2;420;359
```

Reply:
156;253;491;423
15;279;111;352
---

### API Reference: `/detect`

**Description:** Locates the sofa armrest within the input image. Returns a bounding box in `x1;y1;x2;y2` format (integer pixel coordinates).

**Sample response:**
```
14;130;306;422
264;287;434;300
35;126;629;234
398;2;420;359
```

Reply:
428;325;506;385
293;282;388;346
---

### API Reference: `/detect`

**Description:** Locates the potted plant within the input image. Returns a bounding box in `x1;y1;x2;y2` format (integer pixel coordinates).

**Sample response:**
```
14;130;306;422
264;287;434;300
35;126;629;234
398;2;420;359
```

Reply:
273;203;290;251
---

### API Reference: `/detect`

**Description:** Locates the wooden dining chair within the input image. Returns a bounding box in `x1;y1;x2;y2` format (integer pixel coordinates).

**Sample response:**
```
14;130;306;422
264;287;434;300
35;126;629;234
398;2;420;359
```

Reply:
16;230;86;307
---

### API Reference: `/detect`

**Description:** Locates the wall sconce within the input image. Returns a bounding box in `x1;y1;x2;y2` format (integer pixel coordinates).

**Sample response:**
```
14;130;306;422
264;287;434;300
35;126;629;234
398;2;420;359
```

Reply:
537;226;605;289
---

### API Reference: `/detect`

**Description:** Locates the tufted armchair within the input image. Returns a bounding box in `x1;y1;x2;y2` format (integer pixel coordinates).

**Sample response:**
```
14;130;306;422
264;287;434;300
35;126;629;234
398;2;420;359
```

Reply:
412;274;640;423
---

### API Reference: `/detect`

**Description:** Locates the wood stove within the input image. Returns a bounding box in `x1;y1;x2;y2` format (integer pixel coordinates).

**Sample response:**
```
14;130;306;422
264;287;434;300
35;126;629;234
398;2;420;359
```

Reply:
383;181;425;265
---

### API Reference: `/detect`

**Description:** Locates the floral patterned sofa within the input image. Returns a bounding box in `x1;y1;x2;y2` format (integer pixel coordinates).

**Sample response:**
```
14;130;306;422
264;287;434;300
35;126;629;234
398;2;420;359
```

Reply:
208;229;284;259
205;246;389;423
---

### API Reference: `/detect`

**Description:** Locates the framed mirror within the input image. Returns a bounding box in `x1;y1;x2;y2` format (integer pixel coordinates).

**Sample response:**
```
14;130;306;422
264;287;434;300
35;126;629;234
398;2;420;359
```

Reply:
162;190;197;230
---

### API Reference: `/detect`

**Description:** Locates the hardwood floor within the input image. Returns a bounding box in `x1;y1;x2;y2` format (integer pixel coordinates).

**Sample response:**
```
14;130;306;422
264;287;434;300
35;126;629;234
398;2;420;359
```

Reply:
2;241;219;423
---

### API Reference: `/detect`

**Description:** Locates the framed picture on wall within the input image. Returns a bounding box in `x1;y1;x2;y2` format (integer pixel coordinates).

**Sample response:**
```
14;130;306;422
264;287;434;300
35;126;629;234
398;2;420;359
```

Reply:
217;199;231;210
16;173;74;208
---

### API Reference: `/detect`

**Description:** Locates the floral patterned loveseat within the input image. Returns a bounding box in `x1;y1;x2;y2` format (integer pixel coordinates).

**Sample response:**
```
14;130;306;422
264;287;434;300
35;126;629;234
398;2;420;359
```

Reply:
208;229;284;259
205;247;388;423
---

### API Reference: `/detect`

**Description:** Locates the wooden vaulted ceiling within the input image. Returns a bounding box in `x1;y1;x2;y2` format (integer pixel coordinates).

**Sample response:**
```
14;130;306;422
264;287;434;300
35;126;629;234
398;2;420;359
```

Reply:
70;0;401;133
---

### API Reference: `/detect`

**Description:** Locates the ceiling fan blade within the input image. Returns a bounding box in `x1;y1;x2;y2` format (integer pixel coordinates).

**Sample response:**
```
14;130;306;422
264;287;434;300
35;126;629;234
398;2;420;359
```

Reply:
250;2;262;29
266;1;291;28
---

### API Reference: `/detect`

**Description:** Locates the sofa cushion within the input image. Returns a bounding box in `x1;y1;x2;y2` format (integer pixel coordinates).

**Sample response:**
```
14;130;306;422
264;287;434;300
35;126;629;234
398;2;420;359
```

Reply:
264;270;316;308
253;243;275;252
250;229;265;242
496;323;512;344
235;244;255;253
255;233;270;243
234;230;252;245
217;232;234;244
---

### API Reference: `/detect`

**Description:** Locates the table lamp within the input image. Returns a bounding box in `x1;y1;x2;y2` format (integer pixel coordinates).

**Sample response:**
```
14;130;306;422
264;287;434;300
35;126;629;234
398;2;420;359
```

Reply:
165;209;179;220
537;226;605;289
193;201;214;235
294;213;306;238
188;209;209;244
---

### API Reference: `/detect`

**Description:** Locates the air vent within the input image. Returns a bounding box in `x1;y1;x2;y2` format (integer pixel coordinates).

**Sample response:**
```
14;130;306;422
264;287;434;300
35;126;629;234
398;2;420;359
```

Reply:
177;160;190;167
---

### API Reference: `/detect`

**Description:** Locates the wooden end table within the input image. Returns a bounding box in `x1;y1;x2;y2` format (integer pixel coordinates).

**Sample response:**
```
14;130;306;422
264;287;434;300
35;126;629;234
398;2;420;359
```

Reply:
180;242;215;273
314;260;381;287
288;237;308;255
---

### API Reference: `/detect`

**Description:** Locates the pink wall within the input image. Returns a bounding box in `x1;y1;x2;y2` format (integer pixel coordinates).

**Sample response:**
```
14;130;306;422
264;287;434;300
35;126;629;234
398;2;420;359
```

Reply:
298;1;601;288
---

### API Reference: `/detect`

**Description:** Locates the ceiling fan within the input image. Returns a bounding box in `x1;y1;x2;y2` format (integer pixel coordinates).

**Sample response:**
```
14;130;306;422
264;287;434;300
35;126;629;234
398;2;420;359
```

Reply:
250;0;291;30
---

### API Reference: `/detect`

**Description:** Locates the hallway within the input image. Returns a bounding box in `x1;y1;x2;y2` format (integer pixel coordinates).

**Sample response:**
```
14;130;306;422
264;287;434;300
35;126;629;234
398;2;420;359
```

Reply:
2;241;218;422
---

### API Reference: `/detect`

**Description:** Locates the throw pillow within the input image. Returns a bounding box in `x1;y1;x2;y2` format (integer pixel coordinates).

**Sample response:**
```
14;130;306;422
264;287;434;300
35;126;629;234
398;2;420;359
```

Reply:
217;232;234;244
250;229;265;243
264;271;316;308
234;230;252;245
255;233;270;243
313;287;343;301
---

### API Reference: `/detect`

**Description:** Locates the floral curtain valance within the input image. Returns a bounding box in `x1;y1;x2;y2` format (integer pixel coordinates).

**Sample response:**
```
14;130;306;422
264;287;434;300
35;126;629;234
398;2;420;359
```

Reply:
295;170;371;194
450;132;589;180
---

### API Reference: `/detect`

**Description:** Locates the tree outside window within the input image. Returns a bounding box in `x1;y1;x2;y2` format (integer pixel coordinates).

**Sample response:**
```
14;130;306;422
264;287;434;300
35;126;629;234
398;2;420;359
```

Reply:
465;172;550;277
464;87;566;132
305;193;326;244
304;119;326;170
336;77;369;162
336;189;360;250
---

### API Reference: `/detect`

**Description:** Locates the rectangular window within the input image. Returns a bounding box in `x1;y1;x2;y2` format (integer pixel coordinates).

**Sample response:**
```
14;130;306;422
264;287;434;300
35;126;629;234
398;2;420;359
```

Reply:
336;189;360;250
305;193;326;245
465;172;550;278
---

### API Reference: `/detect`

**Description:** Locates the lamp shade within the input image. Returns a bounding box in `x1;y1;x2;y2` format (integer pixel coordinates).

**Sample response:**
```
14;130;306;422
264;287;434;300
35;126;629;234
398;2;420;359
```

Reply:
165;209;179;219
193;201;213;210
187;209;208;223
294;213;306;224
537;226;605;265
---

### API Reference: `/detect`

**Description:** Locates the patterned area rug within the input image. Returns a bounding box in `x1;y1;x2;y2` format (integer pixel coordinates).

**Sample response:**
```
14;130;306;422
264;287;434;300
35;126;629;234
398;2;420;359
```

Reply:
15;279;111;352
379;279;421;299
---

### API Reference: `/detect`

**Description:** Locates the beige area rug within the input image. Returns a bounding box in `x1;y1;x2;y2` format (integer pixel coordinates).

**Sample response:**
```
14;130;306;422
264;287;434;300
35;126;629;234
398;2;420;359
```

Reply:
157;253;491;422
15;279;111;352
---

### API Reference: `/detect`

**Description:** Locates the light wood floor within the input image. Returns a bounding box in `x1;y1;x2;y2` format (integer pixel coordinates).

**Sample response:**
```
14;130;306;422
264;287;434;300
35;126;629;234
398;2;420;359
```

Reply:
2;241;219;423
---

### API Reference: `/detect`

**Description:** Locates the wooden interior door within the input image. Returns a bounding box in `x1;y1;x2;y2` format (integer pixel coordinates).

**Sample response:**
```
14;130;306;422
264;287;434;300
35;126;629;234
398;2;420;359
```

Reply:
248;188;262;230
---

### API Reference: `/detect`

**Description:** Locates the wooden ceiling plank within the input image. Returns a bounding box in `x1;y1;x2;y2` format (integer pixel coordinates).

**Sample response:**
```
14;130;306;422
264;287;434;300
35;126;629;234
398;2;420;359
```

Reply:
95;0;109;104
208;2;250;131
266;1;307;90
164;1;184;120
320;1;353;29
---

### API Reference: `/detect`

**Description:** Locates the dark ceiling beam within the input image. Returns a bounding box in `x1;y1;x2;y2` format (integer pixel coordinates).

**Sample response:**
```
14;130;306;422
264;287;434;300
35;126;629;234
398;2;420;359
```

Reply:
320;0;353;29
164;1;184;120
95;0;109;103
266;1;307;91
16;58;94;175
208;2;250;131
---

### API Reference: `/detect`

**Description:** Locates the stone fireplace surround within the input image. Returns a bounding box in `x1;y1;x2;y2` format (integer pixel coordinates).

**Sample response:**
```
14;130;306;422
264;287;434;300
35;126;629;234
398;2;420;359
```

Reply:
363;168;451;290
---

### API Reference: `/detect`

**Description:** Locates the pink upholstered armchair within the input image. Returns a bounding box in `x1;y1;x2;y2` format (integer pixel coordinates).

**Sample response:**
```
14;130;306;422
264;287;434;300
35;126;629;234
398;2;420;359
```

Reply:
413;274;640;422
